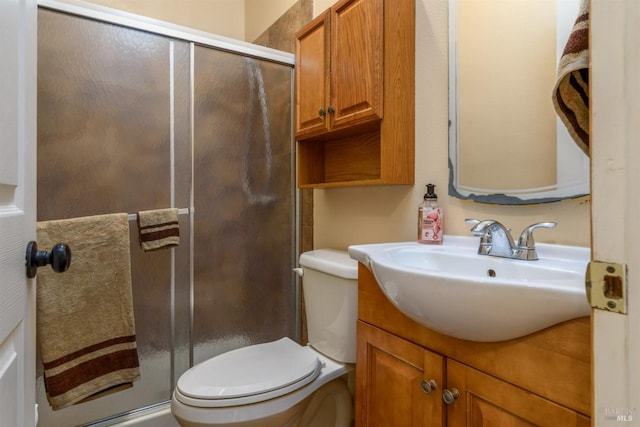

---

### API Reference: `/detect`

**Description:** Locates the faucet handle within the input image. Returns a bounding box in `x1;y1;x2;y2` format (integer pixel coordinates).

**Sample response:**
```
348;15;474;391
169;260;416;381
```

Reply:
465;219;484;235
517;222;557;249
465;219;504;236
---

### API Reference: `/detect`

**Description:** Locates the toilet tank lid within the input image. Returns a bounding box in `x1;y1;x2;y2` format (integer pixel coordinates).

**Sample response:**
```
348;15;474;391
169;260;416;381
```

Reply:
299;249;358;279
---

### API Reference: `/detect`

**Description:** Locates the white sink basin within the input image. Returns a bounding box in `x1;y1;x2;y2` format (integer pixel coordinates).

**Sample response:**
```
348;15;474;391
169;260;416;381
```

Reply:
348;236;590;342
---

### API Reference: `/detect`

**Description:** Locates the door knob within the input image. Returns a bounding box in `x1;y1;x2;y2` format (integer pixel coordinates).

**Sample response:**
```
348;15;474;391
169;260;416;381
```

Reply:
25;241;71;278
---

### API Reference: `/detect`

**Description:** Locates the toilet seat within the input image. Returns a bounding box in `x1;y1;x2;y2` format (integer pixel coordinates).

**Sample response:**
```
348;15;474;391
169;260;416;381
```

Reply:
175;337;322;408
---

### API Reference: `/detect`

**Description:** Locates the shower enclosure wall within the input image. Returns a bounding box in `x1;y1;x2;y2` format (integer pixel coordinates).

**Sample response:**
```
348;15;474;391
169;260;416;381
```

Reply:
36;4;297;426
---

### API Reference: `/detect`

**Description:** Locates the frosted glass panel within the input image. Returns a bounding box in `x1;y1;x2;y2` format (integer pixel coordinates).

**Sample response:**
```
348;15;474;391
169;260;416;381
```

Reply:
36;10;178;425
192;47;295;364
37;10;172;219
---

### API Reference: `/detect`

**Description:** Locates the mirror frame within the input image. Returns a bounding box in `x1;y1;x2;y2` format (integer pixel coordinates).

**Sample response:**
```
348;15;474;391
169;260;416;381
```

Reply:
447;0;590;205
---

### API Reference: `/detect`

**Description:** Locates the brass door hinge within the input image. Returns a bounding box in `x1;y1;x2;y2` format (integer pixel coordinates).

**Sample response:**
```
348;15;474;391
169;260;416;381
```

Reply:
585;261;627;314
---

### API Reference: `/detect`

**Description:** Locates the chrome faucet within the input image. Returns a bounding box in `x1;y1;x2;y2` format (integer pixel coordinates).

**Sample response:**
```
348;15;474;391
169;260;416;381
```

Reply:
465;219;557;261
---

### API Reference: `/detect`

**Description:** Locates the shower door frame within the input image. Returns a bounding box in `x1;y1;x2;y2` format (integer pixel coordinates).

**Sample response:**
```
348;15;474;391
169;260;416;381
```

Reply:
38;0;295;66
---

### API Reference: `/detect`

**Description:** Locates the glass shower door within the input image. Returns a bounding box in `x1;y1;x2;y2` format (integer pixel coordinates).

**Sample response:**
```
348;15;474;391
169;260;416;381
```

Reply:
36;7;295;426
192;46;296;364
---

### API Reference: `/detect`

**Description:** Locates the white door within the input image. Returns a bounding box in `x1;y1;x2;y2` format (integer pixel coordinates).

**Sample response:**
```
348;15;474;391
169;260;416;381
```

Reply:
591;0;640;425
0;0;38;426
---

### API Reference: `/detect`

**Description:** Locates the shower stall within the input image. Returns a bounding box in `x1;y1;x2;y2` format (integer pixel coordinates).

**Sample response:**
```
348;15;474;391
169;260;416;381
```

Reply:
36;3;297;426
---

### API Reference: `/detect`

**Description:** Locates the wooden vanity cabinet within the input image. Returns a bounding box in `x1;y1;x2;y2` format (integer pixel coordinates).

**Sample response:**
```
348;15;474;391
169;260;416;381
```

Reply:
295;0;414;188
356;264;591;427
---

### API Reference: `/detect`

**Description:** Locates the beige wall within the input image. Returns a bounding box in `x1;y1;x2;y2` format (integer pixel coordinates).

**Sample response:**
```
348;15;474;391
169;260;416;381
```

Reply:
245;0;297;41
81;0;249;40
312;0;590;250
82;0;302;42
313;0;334;16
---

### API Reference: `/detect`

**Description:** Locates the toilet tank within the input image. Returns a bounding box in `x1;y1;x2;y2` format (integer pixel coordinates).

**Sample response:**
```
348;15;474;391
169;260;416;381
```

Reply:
299;249;358;363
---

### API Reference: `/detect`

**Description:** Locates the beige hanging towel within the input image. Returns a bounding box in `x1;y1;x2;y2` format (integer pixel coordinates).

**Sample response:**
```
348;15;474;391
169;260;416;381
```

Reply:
136;208;180;251
552;0;590;156
36;213;140;410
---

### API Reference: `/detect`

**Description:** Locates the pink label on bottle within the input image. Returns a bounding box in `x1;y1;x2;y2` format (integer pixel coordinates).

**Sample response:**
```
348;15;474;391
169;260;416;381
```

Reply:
420;207;443;241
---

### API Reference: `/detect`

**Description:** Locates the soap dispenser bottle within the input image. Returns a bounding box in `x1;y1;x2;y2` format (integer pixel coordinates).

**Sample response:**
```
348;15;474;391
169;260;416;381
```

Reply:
418;183;443;244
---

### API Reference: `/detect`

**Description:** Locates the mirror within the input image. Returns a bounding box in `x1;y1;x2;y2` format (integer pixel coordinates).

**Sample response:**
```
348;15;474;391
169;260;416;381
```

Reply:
448;0;589;204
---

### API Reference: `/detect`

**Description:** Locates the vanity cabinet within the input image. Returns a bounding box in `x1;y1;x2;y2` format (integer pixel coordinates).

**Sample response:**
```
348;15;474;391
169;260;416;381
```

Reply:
356;264;591;427
295;0;414;188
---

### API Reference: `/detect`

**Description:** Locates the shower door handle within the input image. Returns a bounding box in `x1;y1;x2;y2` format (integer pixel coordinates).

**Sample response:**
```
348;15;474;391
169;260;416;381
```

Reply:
25;241;72;278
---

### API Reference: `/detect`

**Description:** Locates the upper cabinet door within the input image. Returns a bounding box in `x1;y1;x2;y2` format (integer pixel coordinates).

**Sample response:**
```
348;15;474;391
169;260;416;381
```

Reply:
330;0;383;131
295;0;383;140
295;12;330;139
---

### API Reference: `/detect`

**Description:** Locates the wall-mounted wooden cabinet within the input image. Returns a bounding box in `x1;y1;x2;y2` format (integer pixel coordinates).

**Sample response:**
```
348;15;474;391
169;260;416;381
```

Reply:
295;0;383;139
295;0;414;188
356;264;591;427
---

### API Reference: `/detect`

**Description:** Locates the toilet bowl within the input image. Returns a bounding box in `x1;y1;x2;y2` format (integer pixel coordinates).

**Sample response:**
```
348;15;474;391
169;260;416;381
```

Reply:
171;337;352;427
171;249;358;427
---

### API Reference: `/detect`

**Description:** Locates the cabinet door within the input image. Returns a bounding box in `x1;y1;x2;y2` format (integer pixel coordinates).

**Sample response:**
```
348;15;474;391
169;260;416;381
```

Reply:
445;360;590;427
295;11;330;138
356;321;444;427
330;0;383;130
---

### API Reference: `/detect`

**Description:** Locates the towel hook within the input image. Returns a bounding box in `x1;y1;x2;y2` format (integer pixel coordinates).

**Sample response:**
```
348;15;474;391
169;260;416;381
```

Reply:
25;241;71;278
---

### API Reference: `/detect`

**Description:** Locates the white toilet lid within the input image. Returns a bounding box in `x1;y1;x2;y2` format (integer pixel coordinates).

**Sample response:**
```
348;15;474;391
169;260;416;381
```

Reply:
176;337;321;404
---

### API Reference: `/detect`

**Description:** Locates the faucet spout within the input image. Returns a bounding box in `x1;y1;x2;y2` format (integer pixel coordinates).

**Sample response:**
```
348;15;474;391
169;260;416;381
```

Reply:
466;219;517;258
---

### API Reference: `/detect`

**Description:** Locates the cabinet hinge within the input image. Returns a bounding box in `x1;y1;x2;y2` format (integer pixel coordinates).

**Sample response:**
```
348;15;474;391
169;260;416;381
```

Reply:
585;261;627;314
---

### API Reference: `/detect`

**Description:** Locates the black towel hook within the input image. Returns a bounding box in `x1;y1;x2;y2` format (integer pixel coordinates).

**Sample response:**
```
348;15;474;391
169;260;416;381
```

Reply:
25;241;71;278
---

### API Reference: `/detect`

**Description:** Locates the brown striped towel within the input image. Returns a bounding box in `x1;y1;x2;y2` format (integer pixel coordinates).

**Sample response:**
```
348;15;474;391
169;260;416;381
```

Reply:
552;0;590;156
36;213;140;410
136;208;180;251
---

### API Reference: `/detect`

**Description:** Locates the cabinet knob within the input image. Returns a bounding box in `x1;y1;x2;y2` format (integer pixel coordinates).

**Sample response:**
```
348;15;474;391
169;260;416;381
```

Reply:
327;105;335;115
319;107;326;117
420;379;438;395
442;388;460;405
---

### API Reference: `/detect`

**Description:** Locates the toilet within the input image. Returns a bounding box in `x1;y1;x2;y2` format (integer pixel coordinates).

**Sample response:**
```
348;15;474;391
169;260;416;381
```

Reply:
171;249;358;427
